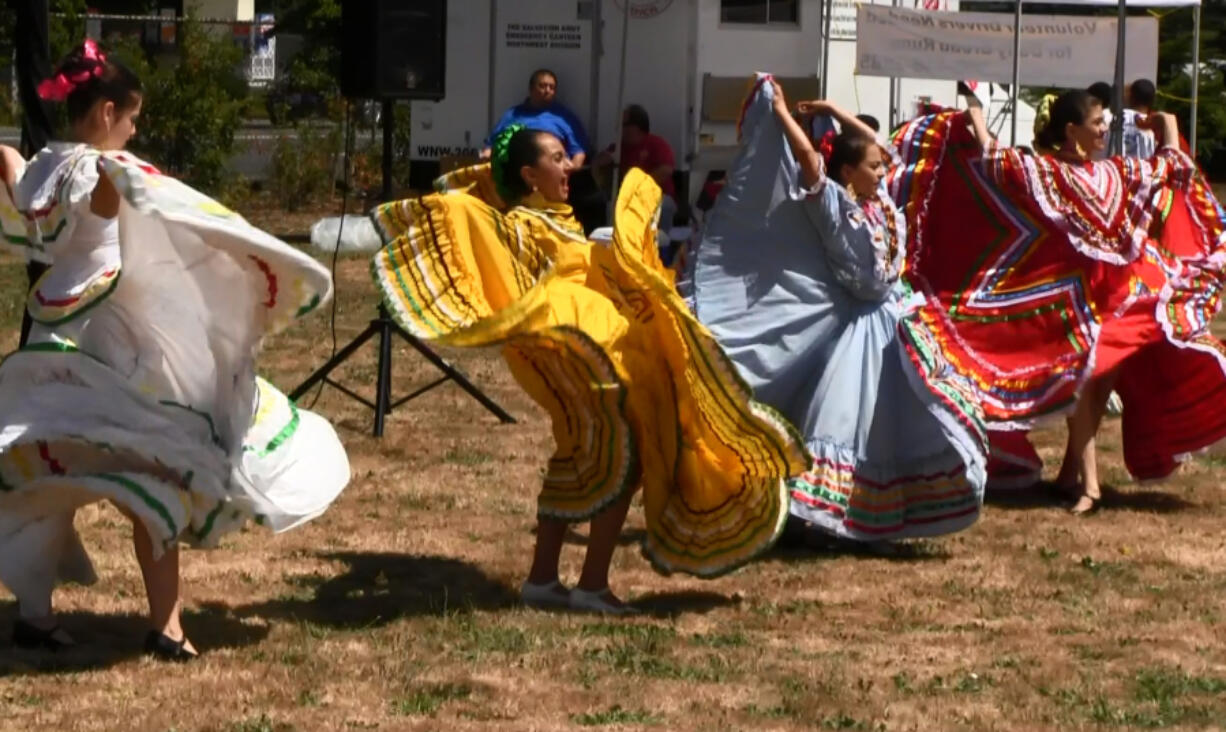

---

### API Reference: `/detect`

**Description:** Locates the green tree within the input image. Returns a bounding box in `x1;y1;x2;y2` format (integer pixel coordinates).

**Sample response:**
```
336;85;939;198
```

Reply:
1150;5;1226;173
261;0;342;109
108;17;248;193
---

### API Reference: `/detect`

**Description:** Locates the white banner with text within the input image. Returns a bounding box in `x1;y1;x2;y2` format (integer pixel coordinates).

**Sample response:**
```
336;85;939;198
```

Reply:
854;6;1159;89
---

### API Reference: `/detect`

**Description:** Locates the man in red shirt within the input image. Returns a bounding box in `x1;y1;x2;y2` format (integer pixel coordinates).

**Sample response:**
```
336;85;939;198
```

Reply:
598;104;678;227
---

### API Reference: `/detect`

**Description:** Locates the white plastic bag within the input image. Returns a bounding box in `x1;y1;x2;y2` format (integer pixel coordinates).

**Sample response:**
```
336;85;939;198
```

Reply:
309;215;382;254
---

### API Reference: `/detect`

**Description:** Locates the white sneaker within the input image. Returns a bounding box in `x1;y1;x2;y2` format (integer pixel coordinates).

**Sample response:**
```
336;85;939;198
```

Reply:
520;580;571;610
568;587;639;616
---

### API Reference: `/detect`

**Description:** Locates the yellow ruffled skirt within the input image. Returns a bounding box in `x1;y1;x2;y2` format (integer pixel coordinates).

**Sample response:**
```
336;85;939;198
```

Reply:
371;167;805;576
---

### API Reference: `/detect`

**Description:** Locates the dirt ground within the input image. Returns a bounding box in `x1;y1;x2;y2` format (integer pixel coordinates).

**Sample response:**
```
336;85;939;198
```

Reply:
0;197;1224;731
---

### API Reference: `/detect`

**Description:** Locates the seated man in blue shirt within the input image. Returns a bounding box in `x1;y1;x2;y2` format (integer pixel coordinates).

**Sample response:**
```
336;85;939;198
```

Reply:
481;69;590;167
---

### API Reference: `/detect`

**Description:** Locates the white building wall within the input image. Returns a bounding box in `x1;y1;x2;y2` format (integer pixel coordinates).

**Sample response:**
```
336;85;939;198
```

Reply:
408;0;1033;171
408;0;493;160
593;0;693;162
188;0;252;20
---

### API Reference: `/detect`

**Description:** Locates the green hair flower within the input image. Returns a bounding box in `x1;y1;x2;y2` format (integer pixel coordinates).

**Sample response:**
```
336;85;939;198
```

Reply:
491;122;527;203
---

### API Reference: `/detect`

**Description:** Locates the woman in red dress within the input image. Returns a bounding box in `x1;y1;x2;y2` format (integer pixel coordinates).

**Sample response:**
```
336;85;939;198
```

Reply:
890;90;1226;512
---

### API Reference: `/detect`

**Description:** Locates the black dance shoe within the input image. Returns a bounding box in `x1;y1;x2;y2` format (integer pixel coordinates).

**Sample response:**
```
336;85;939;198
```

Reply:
143;630;199;662
12;620;75;651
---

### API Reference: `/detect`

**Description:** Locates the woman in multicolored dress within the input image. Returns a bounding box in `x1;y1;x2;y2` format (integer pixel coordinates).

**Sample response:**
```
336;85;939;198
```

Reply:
371;124;805;613
0;41;349;658
893;90;1226;514
687;76;988;545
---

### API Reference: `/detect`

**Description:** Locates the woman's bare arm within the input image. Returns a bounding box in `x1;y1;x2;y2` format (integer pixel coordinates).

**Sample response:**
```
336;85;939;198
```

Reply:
0;145;24;188
771;81;825;188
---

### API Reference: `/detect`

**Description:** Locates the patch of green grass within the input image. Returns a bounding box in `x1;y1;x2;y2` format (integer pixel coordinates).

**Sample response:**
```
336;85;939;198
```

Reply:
1076;555;1139;584
1134;667;1226;700
892;671;914;693
297;689;321;708
278;649;309;667
571;705;662;726
751;598;823;617
392;682;473;717
1197;453;1226;469
992;655;1026;671
580;622;677;643
1072;644;1113;662
1038;668;1226;728
397;491;458;511
688;631;748;648
456;619;530;658
0;258;25;332
1041;685;1089;708
443;448;494;466
581;642;666;679
298;619;332;640
820;713;882;731
743;703;793;720
581;633;736;683
3;693;44;707
1088;696;1206;728
743;675;826;720
399;494;431;511
954;672;991;694
227;715;295;732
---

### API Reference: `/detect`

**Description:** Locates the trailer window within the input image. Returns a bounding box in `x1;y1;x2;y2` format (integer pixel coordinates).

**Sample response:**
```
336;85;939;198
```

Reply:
720;0;799;25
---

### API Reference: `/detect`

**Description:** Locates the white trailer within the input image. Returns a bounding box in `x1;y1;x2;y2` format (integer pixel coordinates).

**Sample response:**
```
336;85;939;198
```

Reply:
407;0;966;198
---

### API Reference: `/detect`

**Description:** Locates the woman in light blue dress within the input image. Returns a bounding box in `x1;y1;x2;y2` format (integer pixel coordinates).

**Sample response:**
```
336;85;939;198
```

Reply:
687;76;987;543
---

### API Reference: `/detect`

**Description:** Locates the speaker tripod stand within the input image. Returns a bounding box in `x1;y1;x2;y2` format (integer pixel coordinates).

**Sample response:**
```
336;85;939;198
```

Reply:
290;99;515;436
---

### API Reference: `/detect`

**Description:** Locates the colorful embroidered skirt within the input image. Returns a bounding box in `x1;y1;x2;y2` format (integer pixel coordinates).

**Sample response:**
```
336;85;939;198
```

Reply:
372;167;806;577
892;111;1226;482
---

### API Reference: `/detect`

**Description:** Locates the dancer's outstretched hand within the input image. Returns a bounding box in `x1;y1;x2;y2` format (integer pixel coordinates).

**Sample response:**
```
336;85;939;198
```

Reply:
796;100;834;118
1135;111;1171;131
770;79;790;116
1137;111;1181;149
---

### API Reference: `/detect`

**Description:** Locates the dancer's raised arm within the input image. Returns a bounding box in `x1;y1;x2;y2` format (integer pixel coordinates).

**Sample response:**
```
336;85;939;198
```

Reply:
770;80;825;188
1137;111;1181;151
964;94;994;149
796;99;877;143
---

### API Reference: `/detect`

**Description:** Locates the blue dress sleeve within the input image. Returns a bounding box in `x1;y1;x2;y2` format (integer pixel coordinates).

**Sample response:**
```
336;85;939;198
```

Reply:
801;181;902;302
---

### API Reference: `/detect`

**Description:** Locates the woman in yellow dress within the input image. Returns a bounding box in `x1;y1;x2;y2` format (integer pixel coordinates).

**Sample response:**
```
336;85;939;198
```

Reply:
371;124;805;613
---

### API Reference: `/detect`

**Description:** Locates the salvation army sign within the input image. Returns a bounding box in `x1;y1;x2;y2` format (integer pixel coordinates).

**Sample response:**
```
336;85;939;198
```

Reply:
612;0;674;19
855;6;1159;89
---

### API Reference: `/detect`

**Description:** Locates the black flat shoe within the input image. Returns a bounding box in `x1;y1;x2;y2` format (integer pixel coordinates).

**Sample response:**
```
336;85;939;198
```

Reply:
144;630;199;662
1070;492;1101;516
12;620;75;651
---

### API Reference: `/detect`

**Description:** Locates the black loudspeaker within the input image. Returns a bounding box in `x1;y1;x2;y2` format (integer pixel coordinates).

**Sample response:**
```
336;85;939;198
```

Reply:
341;0;447;101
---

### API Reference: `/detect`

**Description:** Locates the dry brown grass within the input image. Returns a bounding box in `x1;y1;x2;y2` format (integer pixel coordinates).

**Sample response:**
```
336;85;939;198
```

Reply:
1;231;1225;732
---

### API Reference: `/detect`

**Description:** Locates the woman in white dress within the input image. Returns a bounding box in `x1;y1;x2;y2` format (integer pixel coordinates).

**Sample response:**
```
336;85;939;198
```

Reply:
0;41;349;659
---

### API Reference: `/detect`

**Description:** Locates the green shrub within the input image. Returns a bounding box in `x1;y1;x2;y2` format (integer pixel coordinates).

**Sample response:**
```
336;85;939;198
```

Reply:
268;126;339;212
109;17;248;194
